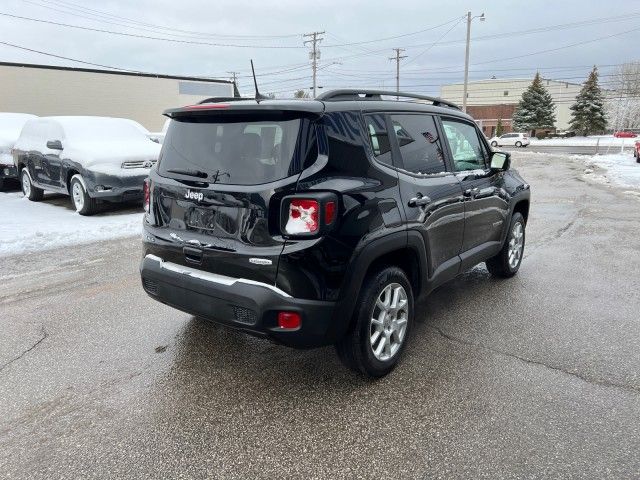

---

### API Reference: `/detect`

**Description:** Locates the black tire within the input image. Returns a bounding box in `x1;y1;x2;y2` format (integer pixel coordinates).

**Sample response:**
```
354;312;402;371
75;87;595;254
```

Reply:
21;168;44;201
70;175;97;215
515;141;522;147
491;141;498;147
336;266;414;378
486;212;525;278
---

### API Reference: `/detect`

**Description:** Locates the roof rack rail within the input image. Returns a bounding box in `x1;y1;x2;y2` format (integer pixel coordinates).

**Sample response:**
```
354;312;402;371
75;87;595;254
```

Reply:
316;89;460;110
197;96;248;104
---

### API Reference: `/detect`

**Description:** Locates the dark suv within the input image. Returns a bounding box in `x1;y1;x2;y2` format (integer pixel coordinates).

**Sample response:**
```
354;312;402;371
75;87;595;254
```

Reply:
140;90;530;377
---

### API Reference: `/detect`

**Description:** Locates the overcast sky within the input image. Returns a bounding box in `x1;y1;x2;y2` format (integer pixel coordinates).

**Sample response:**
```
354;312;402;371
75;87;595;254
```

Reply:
1;0;639;97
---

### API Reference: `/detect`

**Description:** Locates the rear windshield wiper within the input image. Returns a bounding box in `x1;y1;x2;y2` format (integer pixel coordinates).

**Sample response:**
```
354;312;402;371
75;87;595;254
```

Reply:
166;168;208;179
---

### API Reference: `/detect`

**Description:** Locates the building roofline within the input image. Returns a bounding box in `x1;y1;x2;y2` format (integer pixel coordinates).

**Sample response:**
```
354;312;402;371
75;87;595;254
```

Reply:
0;61;233;84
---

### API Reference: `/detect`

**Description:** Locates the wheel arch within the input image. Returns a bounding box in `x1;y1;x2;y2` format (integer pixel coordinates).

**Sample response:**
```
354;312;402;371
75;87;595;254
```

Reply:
513;198;530;225
329;231;426;341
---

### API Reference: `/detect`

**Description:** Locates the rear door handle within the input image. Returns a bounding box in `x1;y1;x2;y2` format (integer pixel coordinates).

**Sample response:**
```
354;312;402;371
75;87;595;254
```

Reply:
408;193;432;208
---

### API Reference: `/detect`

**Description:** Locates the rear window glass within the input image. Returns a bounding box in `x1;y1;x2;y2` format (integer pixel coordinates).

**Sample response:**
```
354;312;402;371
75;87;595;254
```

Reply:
159;115;315;185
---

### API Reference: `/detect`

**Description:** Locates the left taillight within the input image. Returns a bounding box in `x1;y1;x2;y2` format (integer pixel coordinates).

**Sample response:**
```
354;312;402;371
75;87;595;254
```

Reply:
143;178;151;213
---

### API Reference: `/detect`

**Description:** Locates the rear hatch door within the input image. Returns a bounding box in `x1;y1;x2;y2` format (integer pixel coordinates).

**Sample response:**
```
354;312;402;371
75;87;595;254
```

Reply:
150;105;319;286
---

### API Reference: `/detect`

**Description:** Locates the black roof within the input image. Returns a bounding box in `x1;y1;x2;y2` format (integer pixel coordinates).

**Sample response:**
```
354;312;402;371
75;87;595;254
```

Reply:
0;61;233;84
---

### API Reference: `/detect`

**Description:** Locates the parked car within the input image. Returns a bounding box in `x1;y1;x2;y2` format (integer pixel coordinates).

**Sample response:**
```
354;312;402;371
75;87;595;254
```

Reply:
13;116;161;215
613;130;637;138
140;89;530;377
147;119;171;144
634;141;640;163
489;132;530;148
0;113;37;189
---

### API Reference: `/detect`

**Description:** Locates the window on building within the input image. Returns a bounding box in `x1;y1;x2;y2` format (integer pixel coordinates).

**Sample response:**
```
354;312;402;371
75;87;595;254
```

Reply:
503;90;509;96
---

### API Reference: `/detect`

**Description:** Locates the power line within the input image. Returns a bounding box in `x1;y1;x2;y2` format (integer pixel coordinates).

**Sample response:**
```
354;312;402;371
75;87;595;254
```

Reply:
0;12;306;48
23;0;303;39
0;39;144;72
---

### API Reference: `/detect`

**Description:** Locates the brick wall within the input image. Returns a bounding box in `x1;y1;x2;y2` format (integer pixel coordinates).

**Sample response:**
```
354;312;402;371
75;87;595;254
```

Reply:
467;104;517;137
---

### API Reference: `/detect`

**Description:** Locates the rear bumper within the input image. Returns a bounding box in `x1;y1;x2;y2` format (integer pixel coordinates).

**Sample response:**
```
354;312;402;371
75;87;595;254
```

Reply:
140;254;337;348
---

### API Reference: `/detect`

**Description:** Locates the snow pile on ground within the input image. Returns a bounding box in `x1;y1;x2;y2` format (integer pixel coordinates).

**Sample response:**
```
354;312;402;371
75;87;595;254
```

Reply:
531;135;636;149
0;192;143;257
582;154;640;190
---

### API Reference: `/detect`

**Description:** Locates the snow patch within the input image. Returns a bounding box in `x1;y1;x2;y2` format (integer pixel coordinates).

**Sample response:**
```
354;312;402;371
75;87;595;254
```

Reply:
0;191;142;257
582;154;640;190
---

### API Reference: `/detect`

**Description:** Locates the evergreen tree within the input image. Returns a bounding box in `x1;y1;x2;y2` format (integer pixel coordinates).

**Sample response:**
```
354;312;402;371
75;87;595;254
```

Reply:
495;118;504;136
512;73;556;133
569;66;607;135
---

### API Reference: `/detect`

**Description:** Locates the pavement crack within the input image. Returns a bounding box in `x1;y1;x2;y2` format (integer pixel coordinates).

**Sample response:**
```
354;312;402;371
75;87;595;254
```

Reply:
0;326;48;374
428;325;640;395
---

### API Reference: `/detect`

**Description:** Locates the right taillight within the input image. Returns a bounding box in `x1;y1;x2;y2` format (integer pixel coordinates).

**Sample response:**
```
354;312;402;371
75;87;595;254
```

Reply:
280;193;338;238
143;179;150;213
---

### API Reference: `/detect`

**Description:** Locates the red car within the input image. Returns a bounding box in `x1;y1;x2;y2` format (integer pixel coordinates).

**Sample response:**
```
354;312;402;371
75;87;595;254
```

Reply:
634;141;640;163
614;130;637;138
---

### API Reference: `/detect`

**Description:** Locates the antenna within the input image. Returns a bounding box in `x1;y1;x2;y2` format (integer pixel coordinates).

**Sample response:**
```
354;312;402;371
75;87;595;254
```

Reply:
250;60;268;102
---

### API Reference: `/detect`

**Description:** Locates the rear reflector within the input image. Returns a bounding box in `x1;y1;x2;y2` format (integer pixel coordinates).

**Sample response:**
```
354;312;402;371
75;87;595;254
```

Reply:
277;312;301;329
285;199;319;234
324;201;336;225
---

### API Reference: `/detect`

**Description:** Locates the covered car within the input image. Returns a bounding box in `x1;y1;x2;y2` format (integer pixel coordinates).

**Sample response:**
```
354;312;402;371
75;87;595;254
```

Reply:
0;113;37;188
13;116;161;215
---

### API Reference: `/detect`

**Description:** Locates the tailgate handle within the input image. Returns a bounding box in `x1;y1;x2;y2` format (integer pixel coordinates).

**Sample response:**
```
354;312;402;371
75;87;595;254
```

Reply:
183;246;203;265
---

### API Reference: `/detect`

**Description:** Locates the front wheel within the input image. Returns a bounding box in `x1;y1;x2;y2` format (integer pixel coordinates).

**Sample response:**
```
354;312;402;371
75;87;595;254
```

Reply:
70;174;97;215
21;168;44;201
336;267;414;377
486;212;525;278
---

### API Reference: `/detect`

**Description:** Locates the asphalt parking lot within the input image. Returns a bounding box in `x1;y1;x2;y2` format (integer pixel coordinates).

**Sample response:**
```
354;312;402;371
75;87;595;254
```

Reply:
1;152;639;479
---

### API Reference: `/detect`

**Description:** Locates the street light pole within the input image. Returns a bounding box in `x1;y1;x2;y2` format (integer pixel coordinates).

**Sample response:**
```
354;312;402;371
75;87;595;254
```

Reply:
462;11;484;113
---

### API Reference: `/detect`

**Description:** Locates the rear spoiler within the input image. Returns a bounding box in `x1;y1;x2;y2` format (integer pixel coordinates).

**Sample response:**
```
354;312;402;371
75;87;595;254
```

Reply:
164;99;325;118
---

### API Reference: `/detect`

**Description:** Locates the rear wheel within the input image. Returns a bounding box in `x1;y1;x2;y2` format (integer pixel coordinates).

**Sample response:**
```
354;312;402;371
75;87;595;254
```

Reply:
70;175;97;215
486;212;525;278
336;266;414;377
491;141;498;147
515;141;522;147
21;168;44;201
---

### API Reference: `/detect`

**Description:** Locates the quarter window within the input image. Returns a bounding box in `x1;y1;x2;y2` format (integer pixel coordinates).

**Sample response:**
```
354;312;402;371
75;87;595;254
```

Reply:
389;114;446;175
364;114;392;165
442;119;489;172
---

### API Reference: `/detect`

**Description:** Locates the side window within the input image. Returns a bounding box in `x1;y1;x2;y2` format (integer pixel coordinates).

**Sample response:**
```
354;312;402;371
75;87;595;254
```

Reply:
442;119;489;172
389;114;446;174
364;114;392;165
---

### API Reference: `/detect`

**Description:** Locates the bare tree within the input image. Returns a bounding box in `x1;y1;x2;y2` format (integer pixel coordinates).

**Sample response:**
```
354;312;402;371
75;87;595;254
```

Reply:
606;62;640;130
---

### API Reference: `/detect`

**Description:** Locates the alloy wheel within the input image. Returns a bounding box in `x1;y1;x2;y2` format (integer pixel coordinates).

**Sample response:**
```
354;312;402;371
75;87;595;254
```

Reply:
22;172;31;197
508;221;524;269
369;283;409;361
72;181;85;211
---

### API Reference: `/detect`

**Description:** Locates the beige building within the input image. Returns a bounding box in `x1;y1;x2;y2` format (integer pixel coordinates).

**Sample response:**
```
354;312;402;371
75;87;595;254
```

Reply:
440;78;582;136
0;62;235;131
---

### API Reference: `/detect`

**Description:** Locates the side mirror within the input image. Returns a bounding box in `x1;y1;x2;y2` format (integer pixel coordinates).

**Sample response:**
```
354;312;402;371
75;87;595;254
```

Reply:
46;140;63;150
490;151;510;171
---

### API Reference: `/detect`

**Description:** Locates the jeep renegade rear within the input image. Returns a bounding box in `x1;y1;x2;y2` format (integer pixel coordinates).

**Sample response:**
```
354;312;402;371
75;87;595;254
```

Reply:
140;90;531;377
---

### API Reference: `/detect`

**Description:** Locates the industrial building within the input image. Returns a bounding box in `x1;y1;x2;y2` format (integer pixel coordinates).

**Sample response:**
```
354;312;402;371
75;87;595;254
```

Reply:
440;78;583;136
0;62;235;131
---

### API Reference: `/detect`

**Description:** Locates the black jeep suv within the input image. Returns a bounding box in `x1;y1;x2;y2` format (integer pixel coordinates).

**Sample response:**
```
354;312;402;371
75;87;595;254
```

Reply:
140;89;530;377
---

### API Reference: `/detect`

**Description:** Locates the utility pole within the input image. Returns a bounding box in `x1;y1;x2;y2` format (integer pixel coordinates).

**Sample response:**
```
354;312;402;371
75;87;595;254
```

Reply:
227;71;239;94
303;31;325;98
463;11;485;112
389;48;407;99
